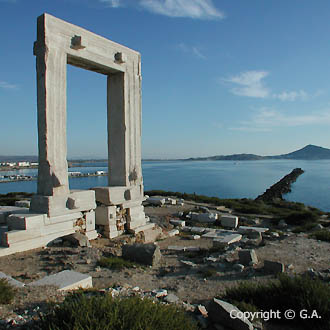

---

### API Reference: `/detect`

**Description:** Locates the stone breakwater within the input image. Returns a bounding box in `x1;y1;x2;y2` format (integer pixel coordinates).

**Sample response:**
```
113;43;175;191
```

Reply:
255;168;304;202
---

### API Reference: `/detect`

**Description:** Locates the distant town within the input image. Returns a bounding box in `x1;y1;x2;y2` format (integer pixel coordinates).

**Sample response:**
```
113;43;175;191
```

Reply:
0;161;107;183
0;161;39;170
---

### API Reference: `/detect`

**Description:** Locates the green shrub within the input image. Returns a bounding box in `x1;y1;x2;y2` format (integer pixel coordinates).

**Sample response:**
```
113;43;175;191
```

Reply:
199;266;217;278
98;256;139;270
220;274;330;329
285;211;319;225
38;292;198;330
0;279;15;304
309;230;330;242
292;222;319;233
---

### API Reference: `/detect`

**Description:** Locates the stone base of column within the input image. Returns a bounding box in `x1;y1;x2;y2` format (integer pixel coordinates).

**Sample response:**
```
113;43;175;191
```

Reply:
0;202;98;257
92;185;152;239
30;190;96;217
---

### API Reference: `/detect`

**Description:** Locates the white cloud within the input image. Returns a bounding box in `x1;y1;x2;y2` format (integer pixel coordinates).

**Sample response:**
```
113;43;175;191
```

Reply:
0;81;18;90
223;71;270;98
222;70;318;102
229;107;330;132
178;43;206;59
192;47;206;59
139;0;225;20
99;0;121;7
229;126;271;132
274;90;308;101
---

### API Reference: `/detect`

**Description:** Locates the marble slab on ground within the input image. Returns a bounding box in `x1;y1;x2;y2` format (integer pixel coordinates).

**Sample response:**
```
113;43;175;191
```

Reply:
202;229;237;239
28;270;92;291
167;229;179;237
170;219;185;227
238;226;269;234
167;245;186;251
181;226;193;232
190;227;207;234
0;272;25;288
213;234;242;246
185;246;200;252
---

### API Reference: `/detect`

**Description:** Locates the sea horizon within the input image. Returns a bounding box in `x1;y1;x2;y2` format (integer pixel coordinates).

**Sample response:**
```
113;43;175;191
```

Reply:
1;159;330;212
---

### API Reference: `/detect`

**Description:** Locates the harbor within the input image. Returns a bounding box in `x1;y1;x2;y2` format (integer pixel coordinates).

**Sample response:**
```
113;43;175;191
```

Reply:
0;170;107;183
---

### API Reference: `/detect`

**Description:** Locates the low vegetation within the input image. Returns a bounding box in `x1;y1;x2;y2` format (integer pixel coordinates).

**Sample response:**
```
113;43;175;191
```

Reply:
292;222;318;233
220;274;330;329
0;279;15;304
309;229;330;242
0;192;33;206
37;292;198;330
198;266;217;278
145;190;325;221
98;256;140;270
284;210;319;225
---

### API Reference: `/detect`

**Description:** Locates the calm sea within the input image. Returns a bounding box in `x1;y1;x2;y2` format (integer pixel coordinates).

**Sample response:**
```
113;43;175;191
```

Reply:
1;160;330;211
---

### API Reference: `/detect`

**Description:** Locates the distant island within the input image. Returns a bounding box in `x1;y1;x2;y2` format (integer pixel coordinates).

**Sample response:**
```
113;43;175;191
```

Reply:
184;144;330;161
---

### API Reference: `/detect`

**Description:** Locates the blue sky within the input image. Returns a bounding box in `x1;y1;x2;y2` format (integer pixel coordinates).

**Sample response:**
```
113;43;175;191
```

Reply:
2;0;330;159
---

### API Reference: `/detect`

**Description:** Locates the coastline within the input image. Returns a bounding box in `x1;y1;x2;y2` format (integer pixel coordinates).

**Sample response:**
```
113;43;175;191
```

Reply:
0;172;107;184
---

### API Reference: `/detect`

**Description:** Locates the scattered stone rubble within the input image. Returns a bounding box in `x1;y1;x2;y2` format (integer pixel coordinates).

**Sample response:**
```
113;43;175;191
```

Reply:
0;197;329;329
0;275;262;330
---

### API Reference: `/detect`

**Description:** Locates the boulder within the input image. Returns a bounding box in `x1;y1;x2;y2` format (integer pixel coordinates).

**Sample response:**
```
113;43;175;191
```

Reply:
221;215;239;229
246;231;262;240
170;219;185;227
242;217;260;226
208;298;253;330
233;264;245;272
238;249;258;266
245;232;262;246
167;229;179;237
165;198;177;205
191;213;218;223
122;243;161;267
62;232;91;247
312;224;324;231
278;219;288;228
264;260;285;274
147;197;165;206
142;226;163;243
15;200;31;208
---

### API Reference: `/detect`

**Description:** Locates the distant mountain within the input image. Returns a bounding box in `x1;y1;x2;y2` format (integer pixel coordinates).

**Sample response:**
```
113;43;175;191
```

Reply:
186;154;264;161
270;144;330;160
186;145;330;161
2;145;330;163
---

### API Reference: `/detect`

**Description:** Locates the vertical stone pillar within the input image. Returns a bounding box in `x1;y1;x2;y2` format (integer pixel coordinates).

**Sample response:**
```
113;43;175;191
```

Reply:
35;46;69;196
107;73;128;187
31;14;70;215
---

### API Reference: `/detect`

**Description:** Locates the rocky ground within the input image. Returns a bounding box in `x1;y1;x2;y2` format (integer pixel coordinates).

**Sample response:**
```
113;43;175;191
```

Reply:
0;198;329;329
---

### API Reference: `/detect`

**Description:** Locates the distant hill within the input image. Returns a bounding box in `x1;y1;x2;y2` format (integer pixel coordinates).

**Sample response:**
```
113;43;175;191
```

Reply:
2;145;330;163
186;145;330;161
270;144;330;160
186;154;264;161
0;155;38;162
